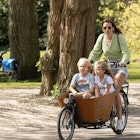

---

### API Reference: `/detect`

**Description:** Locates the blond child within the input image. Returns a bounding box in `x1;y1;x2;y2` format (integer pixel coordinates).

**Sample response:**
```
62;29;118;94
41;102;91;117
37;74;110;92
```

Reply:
93;61;115;97
69;57;95;99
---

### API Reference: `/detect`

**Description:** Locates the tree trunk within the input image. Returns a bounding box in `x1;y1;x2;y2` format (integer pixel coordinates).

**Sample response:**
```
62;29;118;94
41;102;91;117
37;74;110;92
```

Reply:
40;0;99;95
57;0;99;93
8;0;40;79
40;0;63;95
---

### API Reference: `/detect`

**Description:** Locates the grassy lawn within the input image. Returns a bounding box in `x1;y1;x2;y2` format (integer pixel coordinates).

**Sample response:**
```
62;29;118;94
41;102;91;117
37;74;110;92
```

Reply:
0;51;139;88
0;51;43;88
128;53;140;82
0;81;41;89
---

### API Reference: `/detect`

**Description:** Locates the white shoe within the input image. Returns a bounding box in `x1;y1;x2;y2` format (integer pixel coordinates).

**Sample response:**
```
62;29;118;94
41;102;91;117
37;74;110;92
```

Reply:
116;119;124;131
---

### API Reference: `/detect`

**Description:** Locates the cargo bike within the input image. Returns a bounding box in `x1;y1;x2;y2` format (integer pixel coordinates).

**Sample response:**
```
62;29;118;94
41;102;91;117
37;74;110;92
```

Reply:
57;62;129;140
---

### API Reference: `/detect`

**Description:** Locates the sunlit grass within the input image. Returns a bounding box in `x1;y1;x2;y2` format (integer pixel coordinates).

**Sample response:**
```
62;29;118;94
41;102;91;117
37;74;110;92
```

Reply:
127;53;140;82
0;51;140;89
0;81;41;89
3;50;46;58
0;50;43;88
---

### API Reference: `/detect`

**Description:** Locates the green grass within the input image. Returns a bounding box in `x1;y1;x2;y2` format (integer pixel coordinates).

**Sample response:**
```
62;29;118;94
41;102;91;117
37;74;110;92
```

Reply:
0;50;44;88
0;81;41;89
128;53;140;82
2;50;45;58
0;51;140;89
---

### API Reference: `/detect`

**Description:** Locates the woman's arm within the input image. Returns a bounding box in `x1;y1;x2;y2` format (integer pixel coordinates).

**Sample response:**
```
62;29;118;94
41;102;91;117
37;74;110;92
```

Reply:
118;34;131;65
88;34;104;62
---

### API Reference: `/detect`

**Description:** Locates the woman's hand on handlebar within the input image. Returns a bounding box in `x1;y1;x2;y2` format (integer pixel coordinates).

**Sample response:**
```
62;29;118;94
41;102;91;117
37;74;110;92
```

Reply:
118;62;126;67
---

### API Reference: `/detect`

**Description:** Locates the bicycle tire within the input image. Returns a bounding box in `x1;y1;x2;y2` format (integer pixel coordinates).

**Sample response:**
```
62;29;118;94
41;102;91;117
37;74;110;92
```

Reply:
57;107;75;140
110;90;128;134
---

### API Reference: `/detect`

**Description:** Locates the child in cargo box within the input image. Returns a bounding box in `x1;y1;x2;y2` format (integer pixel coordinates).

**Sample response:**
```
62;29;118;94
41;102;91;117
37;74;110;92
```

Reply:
93;61;115;97
69;57;95;99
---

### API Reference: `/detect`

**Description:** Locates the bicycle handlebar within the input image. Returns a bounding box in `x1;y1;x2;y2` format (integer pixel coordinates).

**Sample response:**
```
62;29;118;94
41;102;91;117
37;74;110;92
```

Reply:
109;61;119;68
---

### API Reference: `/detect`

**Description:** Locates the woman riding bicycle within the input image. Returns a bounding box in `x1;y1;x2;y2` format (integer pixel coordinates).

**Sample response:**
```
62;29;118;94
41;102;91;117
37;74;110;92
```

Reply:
88;18;131;131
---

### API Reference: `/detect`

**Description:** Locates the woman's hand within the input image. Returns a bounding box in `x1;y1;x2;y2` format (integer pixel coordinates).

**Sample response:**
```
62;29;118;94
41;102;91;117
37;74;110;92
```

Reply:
118;62;126;67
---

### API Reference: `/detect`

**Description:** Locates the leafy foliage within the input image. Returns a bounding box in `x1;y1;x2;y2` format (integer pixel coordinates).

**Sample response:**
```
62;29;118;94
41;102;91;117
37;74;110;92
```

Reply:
0;0;50;50
0;0;139;53
35;58;42;72
0;0;8;48
37;0;50;50
120;3;140;52
51;84;61;99
95;0;127;40
96;0;139;52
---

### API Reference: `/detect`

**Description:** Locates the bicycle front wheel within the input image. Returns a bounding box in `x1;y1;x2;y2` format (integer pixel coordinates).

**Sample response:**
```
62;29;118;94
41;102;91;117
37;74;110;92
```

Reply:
110;90;128;134
57;107;75;140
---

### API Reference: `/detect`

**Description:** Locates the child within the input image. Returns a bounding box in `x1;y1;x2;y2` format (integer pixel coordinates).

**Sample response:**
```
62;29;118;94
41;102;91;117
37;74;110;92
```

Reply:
69;57;95;99
93;61;115;97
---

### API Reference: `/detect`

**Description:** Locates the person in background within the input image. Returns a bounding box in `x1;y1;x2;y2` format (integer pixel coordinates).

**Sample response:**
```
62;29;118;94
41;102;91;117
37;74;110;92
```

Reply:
93;61;115;97
88;18;130;131
69;57;95;99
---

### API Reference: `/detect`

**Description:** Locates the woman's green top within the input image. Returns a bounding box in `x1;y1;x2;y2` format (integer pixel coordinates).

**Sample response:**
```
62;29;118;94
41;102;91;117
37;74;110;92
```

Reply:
88;33;131;65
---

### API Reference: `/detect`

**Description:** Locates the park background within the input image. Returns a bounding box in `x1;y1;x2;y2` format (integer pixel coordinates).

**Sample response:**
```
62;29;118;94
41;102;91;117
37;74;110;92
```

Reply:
0;0;139;96
0;1;140;139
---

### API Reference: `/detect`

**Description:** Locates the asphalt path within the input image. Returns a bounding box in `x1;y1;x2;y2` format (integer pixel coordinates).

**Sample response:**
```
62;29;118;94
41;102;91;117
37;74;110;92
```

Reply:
44;83;140;140
0;83;140;140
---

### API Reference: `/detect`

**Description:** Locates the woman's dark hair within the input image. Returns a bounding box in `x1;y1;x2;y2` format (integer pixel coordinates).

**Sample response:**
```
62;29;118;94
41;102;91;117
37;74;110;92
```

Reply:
102;18;122;34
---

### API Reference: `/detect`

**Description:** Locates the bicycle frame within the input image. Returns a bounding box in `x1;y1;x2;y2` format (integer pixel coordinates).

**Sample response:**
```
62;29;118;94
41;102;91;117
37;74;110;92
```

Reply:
57;84;129;139
121;82;129;105
58;93;115;126
57;61;129;139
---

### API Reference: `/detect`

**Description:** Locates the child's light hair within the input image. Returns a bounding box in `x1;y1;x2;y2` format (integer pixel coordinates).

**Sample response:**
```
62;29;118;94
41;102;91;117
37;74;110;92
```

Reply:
77;57;92;71
94;61;109;71
94;61;114;79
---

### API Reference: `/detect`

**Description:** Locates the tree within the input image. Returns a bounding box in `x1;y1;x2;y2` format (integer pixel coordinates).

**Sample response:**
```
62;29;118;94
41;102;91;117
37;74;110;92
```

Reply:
0;0;8;48
40;0;99;95
96;0;139;50
8;0;40;79
37;0;50;50
120;3;140;52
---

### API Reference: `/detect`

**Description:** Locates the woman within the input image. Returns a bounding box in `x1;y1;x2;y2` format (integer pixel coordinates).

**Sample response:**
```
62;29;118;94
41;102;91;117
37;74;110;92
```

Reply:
88;18;130;131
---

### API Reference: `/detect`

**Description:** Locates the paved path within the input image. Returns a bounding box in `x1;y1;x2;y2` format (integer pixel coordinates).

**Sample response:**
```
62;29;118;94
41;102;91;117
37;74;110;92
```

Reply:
43;83;140;140
0;83;140;140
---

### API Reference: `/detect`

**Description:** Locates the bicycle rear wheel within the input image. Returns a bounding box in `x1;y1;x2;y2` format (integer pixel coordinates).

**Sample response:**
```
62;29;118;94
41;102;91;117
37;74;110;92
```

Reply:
57;107;75;140
110;90;128;134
